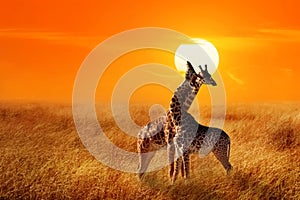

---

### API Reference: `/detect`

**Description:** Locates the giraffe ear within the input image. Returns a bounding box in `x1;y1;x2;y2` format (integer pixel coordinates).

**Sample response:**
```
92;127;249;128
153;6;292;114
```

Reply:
198;71;204;78
205;64;208;72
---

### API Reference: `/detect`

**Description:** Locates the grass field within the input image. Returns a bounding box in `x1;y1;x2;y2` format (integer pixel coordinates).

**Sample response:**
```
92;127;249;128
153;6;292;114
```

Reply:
0;102;299;199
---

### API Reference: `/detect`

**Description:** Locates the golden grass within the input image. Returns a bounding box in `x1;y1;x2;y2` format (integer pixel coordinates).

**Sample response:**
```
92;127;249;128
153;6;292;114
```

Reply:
0;102;299;199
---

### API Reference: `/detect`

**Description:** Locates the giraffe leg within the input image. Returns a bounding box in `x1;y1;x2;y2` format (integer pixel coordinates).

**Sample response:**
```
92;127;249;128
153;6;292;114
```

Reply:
171;146;183;184
180;159;185;178
137;137;156;180
213;142;232;175
167;143;175;179
138;151;155;180
171;157;180;184
182;152;190;180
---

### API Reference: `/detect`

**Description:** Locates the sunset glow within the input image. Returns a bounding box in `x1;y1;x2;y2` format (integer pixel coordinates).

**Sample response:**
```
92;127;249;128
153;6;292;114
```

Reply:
1;1;300;103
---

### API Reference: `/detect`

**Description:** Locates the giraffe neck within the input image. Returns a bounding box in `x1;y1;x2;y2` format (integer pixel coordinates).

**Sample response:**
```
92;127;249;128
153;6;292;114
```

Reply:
169;79;202;121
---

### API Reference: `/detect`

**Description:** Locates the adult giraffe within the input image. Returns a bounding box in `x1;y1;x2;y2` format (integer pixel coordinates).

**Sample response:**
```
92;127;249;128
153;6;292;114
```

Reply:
137;62;216;180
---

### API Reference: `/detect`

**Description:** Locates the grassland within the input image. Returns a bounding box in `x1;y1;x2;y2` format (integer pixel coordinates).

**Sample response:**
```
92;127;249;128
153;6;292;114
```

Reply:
0;102;299;199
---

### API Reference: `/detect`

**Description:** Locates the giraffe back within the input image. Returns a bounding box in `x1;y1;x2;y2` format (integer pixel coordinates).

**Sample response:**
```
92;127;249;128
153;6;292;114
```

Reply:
174;111;230;157
137;115;167;153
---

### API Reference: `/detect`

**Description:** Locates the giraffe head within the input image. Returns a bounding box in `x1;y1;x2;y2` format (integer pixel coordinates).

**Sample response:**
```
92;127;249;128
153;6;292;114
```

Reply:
198;64;217;86
185;61;217;88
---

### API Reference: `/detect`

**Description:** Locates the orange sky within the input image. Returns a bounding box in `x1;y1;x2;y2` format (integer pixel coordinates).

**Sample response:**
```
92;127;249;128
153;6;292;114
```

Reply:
1;0;300;104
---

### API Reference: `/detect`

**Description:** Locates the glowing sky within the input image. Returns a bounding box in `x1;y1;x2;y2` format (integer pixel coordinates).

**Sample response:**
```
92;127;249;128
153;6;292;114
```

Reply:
1;0;300;103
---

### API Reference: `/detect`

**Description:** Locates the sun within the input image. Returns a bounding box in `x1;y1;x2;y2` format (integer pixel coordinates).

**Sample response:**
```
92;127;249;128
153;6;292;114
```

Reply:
174;38;219;76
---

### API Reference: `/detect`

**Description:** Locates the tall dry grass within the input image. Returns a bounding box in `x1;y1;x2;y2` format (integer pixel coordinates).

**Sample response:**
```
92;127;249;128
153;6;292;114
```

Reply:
0;102;299;199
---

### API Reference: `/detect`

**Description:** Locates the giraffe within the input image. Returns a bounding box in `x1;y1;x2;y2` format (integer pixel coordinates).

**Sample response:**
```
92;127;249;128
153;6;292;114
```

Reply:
167;68;232;184
137;61;201;179
164;65;218;183
137;62;216;180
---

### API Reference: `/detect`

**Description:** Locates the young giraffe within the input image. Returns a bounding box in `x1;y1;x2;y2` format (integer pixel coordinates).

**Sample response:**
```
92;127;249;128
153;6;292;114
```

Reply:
167;67;233;184
137;61;210;179
137;62;216;180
